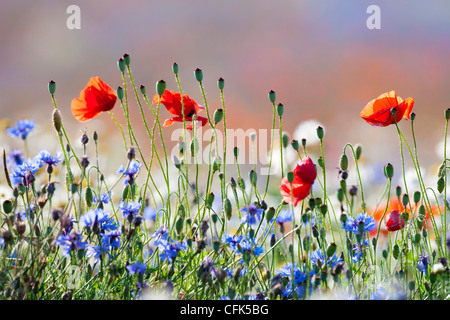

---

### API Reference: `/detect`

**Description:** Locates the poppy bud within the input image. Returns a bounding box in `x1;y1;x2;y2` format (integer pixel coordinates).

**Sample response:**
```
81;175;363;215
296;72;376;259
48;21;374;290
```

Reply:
139;85;146;95
308;198;316;210
291;139;299;151
410;112;416;121
393;244;400;260
382;250;388;259
384;163;394;179
249;170;257;186
395;185;402;198
416;219;423;231
224;198;232;220
337;189;344;203
265;207;275;222
233;147;239;159
93;131;98;142
339;154;348;171
175;217;184;235
268;90;276;104
317;157;324;169
287;172;294;184
277;103;284;117
372;237;377;248
238;178;245;191
340;213;347;224
414;233;421;244
213;157;221;172
355;144;362;160
230;177;237;189
48;80;56;95
418;204;425;216
194;68;203;82
123;53;130;66
326;243;336;257
117;58;126;73
52;109;62;134
301;138;307;149
340;179;347;191
402;211;409;223
413;191;421;204
282;132;289;149
213;109;223;124
438;163;445;178
320;204;328;216
402;194;409;207
117;86;124;101
2;200;12;214
437;177;445;193
213;78;224;92
155;80;166;97
206;192;215;209
445;108;450;120
316;126;324;140
172;62;179;75
85;187;93;208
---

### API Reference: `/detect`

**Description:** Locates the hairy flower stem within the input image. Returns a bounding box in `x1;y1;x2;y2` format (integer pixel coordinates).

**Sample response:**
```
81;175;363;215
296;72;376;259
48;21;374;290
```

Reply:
263;103;277;199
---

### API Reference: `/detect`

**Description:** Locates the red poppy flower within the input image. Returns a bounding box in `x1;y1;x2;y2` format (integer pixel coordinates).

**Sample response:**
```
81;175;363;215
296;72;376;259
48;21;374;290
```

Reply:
280;157;317;207
360;91;414;127
152;90;207;130
71;77;117;122
385;210;406;232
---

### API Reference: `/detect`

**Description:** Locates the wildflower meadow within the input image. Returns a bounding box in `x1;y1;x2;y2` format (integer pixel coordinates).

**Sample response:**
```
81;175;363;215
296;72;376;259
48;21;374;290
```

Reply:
0;52;449;306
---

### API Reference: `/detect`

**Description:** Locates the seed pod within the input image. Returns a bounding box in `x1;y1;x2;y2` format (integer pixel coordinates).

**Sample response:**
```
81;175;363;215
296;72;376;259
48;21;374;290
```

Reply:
413;191;421;204
2;200;13;214
117;86;124;100
402;194;409;207
384;163;394;179
117;58;126;73
48;80;56;95
172;62;179;75
337;189;344;203
205;193;215;209
139;85;146;95
317;157;324;169
282;132;289;148
326;243;336;257
249;170;257;186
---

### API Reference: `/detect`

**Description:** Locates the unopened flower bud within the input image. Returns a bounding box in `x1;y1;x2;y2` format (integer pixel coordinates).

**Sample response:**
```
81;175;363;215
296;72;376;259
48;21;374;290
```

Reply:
265;207;275;222
117;58;126;73
268;90;276;104
52;109;62;133
81;156;90;169
81;133;89;145
291;139;299;151
48;80;56;95
249;170;257;186
139;85;146;95
224;198;232;220
93;131;98;142
355;144;362;160
287;172;294;184
122;53;130;66
276;103;284;117
217;77;225;90
384;163;394;179
402;194;409;207
194;68;203;82
156;80;166;97
316;126;324;140
282;132;289;149
326;243;336;257
437;177;445;193
117;86;124;100
127;147;136;161
172;62;179;75
445;108;450;121
395;185;402;198
339;154;348;171
2;200;13;214
213;109;223;124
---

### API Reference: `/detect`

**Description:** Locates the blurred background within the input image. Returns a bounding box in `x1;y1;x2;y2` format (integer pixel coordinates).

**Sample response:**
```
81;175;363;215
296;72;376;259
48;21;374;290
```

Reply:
1;0;450;189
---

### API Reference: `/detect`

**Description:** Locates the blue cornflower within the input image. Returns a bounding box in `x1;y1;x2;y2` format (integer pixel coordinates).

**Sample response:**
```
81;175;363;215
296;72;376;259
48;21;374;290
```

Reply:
151;226;170;246
7;149;24;167
120;200;142;222
350;239;370;263
79;208;110;231
240;204;264;225
101;230;122;249
7;119;35;139
93;191;112;204
235;236;263;263
126;262;147;275
86;244;103;263
159;240;187;264
0;237;4;248
417;252;429;275
10;156;43;186
343;212;376;235
144;205;163;222
37;150;62;166
55;232;87;258
223;233;244;251
117;160;142;185
276;209;293;225
310;249;342;268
